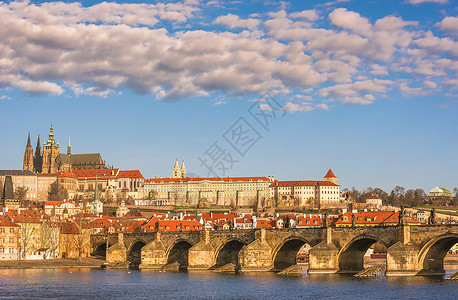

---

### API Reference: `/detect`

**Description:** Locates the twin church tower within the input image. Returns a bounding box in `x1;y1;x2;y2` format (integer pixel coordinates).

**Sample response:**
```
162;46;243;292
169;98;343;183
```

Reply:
23;122;107;174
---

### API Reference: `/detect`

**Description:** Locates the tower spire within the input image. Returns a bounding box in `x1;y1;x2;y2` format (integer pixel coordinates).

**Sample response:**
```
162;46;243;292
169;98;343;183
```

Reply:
173;159;181;178
67;135;71;156
23;133;34;171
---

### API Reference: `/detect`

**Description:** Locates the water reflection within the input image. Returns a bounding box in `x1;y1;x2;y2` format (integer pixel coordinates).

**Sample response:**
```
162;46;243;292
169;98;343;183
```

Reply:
0;268;456;299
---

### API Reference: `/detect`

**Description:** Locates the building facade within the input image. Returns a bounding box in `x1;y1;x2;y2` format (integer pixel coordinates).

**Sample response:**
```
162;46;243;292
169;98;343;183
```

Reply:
269;169;341;207
144;176;272;208
0;170;37;201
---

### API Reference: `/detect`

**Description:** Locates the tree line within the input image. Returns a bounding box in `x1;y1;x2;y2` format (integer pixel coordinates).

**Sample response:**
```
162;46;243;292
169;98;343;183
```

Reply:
346;186;458;207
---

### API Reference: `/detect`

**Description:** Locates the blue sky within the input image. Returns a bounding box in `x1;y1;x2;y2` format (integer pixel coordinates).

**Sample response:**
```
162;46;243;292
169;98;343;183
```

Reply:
0;0;457;192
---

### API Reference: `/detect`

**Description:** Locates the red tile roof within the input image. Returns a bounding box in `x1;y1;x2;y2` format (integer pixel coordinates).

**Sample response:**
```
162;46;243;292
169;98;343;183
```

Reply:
6;210;42;223
143;218;202;232
271;180;339;187
324;169;336;178
117;170;144;179
146;177;271;184
0;215;19;227
72;169;119;180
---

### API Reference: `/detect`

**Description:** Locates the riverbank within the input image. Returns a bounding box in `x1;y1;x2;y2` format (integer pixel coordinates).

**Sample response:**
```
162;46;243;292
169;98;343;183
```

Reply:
0;257;106;269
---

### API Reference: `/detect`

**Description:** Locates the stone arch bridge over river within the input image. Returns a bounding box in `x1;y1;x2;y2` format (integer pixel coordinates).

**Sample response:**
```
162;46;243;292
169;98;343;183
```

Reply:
91;223;458;276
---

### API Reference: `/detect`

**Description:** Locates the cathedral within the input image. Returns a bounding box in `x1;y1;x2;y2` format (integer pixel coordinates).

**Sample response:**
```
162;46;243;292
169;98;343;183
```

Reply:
23;123;107;174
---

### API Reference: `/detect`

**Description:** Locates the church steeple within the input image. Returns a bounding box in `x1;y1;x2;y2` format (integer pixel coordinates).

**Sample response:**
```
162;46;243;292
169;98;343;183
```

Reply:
173;159;181;178
35;135;42;156
23;133;34;171
34;135;43;173
181;160;187;178
67;135;71;156
45;121;59;147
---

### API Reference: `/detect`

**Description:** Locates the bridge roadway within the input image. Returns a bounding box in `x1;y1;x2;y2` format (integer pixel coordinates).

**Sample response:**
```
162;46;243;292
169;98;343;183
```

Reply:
91;223;458;276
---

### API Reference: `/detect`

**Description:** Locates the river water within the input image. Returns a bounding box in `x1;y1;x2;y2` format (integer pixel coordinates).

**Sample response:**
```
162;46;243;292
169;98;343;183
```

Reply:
0;268;456;299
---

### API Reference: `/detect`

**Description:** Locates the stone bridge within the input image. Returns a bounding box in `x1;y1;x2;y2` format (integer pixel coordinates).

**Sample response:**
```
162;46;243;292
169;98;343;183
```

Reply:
91;223;458;276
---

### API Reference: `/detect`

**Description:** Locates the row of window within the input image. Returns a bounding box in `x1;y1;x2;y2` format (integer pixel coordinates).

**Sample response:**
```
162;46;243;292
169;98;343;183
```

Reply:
0;228;15;233
0;248;15;253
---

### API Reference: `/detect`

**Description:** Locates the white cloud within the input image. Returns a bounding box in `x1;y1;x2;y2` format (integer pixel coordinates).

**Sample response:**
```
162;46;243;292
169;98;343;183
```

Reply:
283;102;329;113
15;79;64;95
0;95;11;100
341;94;375;105
328;8;372;36
288;10;319;22
213;14;261;30
0;1;455;109
370;64;389;76
436;17;458;35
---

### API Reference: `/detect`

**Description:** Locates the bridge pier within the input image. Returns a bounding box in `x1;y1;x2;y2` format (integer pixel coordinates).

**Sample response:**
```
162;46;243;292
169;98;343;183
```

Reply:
188;230;215;270
106;233;129;269
139;232;168;270
308;227;339;274
386;223;418;276
385;242;418;276
239;228;273;272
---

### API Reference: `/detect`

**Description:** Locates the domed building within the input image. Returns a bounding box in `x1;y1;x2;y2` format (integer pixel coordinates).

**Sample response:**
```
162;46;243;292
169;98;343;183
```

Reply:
428;186;453;206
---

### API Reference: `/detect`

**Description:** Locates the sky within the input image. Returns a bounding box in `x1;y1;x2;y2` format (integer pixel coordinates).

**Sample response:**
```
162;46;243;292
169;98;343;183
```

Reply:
0;0;457;192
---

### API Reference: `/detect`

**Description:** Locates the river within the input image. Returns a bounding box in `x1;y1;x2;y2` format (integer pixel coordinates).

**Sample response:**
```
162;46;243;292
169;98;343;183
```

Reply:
0;268;456;299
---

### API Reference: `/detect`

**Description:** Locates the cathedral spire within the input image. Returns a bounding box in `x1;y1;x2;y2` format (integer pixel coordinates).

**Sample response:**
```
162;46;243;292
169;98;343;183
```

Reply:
45;121;58;147
67;135;71;156
23;133;34;171
35;135;42;156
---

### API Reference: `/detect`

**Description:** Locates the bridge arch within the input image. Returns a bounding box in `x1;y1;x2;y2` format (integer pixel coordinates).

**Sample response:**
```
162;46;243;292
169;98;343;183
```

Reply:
166;239;194;269
338;234;389;273
92;243;107;259
213;238;247;269
272;236;311;271
417;233;458;275
127;239;147;268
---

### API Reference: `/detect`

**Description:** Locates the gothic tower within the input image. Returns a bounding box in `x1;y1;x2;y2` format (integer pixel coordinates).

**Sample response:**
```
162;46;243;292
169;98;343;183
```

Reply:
173;159;181;178
41;122;60;173
22;133;34;171
181;160;187;178
34;135;42;173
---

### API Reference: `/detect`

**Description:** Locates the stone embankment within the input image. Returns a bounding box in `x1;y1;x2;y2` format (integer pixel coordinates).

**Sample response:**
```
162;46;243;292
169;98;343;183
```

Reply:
0;257;105;269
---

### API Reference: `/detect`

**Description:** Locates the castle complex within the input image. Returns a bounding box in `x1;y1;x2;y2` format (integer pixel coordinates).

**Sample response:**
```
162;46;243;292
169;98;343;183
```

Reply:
23;123;107;173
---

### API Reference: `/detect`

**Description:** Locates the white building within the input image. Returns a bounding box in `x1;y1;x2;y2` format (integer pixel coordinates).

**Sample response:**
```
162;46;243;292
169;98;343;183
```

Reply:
0;170;38;200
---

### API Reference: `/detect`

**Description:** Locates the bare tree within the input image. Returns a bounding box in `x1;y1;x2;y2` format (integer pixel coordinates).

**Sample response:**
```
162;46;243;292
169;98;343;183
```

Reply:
18;223;37;260
15;187;29;202
41;221;60;259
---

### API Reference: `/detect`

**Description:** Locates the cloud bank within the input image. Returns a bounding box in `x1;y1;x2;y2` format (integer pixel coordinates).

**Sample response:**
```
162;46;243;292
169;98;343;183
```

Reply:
0;1;456;109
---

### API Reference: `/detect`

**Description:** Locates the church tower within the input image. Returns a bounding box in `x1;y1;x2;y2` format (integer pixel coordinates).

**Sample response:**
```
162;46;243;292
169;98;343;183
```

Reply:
181;160;187;178
34;135;42;173
22;133;34;172
323;169;338;185
41;122;60;173
173;159;181;178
